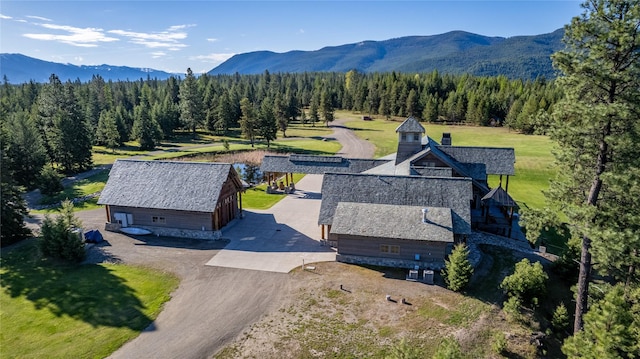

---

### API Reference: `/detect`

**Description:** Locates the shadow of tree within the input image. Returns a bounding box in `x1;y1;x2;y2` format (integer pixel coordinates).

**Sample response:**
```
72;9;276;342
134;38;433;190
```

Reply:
1;240;154;330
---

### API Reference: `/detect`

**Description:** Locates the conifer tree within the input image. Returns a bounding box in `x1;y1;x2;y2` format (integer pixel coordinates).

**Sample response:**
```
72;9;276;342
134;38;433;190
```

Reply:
179;68;203;137
548;0;640;332
442;243;474;292
239;97;258;147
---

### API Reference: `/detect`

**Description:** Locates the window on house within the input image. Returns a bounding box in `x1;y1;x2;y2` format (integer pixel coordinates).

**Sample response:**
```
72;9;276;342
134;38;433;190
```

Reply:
413;133;420;141
401;134;407;141
152;216;166;224
380;244;400;254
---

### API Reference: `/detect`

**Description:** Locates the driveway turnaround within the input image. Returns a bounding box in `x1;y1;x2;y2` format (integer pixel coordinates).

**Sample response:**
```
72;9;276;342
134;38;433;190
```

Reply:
206;174;336;273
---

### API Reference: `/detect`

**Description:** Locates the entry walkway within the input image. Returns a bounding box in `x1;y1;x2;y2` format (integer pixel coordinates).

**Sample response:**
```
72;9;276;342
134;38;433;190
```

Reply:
206;174;335;273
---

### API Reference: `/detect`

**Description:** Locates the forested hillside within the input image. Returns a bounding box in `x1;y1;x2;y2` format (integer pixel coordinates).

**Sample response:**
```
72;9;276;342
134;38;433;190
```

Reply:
209;30;564;79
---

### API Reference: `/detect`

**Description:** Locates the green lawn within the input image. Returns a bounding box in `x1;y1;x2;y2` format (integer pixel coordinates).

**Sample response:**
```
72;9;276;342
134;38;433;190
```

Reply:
0;240;178;359
243;173;306;210
343;117;555;210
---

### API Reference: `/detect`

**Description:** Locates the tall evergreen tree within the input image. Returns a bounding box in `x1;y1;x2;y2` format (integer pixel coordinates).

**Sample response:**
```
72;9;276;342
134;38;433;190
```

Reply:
258;99;278;148
320;88;334;126
239;97;258;147
95;109;121;150
50;83;93;173
0;120;31;246
548;0;640;333
5;110;46;188
132;85;162;150
442;243;474;292
179;68;203;137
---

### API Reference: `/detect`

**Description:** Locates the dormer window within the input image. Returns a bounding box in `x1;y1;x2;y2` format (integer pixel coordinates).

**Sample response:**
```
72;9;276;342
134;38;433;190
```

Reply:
413;133;420;141
401;134;407;141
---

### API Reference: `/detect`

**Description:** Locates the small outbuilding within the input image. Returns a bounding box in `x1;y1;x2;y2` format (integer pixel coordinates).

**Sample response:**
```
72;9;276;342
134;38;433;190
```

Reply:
98;159;244;239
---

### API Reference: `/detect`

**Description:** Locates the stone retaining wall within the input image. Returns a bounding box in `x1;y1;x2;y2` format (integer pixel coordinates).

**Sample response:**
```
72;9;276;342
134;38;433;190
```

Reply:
337;254;445;270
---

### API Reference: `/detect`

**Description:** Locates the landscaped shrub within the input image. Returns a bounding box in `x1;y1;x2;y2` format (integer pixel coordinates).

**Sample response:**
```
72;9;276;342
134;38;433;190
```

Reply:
503;296;524;323
39;200;85;262
442;243;474;292
500;258;548;308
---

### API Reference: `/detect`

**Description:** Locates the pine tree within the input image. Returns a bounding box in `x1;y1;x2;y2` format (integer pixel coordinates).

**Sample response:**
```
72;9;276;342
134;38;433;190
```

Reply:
132;85;162;150
320;88;334;126
179;68;203;137
442;243;474;292
548;0;640;332
562;284;640;358
239;97;258;147
0;121;31;246
258;99;277;148
39;200;85;262
5;110;46;188
95;109;121;150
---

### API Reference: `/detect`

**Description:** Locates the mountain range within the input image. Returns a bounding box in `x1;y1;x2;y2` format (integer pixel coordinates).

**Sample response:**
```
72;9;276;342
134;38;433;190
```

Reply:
1;29;564;84
0;53;177;84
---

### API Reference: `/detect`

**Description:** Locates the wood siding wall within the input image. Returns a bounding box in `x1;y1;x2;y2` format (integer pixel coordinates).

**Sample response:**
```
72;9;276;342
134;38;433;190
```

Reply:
337;234;449;262
108;205;213;231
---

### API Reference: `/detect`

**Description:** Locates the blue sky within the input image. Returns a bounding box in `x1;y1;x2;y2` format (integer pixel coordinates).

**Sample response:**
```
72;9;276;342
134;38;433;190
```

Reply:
1;1;583;74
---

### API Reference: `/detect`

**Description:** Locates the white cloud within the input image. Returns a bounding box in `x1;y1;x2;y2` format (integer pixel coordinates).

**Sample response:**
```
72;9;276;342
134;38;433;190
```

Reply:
0;14;12;20
26;15;53;22
151;51;167;58
109;24;192;50
190;53;235;64
207;38;218;42
23;23;119;47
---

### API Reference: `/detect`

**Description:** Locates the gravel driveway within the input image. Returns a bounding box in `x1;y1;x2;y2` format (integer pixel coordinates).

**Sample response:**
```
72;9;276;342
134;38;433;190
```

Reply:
105;115;372;358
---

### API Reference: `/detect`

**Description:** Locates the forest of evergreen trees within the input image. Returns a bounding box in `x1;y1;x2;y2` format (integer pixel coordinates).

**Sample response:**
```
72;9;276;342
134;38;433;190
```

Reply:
1;69;561;184
1;69;563;246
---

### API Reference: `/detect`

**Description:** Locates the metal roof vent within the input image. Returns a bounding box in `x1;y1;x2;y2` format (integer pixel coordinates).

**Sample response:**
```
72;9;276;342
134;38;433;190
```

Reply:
422;208;429;223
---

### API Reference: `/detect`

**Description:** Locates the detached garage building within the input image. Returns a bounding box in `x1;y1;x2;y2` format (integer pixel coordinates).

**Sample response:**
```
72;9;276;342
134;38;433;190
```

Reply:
98;159;244;239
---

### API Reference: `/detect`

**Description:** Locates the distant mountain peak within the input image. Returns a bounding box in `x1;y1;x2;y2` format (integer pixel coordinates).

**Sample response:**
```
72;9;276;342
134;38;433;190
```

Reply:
0;53;178;84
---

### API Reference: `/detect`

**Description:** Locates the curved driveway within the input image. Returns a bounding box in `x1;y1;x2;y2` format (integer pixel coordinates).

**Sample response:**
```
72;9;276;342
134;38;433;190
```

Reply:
103;115;374;358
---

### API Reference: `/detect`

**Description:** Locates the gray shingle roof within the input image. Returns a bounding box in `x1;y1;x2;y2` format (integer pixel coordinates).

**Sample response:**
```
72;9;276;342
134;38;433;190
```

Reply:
395;117;426;133
319;173;472;234
411;167;453;177
481;186;518;207
330;202;454;242
436;146;515;175
97;159;240;212
260;155;389;175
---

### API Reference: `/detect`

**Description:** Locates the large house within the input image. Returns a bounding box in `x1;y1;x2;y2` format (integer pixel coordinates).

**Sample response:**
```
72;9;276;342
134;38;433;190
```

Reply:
260;117;517;269
98;159;244;239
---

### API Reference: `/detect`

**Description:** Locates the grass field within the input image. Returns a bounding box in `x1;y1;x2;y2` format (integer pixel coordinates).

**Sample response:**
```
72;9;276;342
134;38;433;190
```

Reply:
243;173;306;210
0;240;178;359
342;115;555;211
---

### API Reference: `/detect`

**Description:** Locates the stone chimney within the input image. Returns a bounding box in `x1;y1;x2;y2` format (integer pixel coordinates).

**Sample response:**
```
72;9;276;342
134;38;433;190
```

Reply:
441;133;451;146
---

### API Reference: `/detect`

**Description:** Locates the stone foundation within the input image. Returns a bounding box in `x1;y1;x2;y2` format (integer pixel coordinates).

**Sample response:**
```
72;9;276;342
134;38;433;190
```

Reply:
104;223;223;240
336;254;445;270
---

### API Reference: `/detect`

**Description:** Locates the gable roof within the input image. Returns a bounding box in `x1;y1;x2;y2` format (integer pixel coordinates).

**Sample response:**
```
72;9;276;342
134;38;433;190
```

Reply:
319;173;472;234
330;202;454;242
260;154;388;175
481;186;518;207
436;145;515;175
395;117;425;133
98;159;241;212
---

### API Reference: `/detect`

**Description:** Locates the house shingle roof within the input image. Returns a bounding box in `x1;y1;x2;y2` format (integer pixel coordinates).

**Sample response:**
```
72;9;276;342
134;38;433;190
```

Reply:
436;146;515;175
319;173;472;234
330;202;454;242
395;117;426;133
481;186;518;207
260;155;389;175
97;159;240;212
